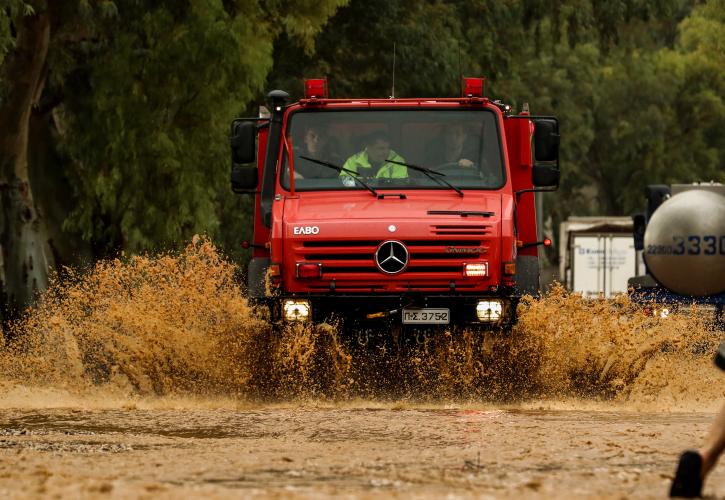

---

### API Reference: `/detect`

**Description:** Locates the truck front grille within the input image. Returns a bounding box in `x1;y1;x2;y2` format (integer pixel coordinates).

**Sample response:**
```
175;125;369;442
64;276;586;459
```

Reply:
299;239;489;277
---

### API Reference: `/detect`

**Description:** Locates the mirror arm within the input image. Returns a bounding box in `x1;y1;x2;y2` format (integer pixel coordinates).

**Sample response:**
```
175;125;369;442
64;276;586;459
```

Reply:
231;117;269;125
519;239;550;249
230;117;268;145
231;188;260;195
515;186;558;199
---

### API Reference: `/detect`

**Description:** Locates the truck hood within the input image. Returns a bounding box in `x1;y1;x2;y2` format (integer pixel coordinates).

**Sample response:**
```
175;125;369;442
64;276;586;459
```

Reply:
276;190;515;294
283;191;502;222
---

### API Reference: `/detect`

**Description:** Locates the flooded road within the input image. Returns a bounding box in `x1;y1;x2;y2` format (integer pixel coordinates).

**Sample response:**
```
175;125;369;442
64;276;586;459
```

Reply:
2;403;723;498
1;240;723;498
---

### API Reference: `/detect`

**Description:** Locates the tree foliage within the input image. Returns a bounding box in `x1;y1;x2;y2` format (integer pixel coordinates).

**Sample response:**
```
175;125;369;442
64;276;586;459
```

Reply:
1;0;723;297
511;0;725;217
266;0;723;226
53;0;346;253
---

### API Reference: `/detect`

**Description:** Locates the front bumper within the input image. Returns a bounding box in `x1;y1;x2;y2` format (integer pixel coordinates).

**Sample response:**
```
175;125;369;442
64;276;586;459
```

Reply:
629;286;725;327
258;293;519;328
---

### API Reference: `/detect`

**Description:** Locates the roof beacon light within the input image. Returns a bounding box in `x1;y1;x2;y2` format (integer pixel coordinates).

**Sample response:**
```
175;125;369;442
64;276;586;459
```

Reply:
304;78;328;99
462;77;485;98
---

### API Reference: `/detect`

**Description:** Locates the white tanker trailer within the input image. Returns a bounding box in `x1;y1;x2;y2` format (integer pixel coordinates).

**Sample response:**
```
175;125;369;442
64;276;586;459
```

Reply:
629;182;725;326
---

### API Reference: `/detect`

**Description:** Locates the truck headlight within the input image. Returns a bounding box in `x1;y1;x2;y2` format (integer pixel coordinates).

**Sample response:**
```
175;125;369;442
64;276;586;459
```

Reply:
464;262;489;277
283;299;311;322
654;306;670;319
645;306;670;319
476;300;503;322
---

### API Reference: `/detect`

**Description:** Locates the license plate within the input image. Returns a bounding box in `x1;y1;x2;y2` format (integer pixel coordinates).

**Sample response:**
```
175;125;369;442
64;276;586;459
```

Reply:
402;308;450;325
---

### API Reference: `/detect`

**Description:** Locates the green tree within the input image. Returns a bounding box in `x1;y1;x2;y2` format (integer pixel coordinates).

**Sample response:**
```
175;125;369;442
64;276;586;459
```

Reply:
0;0;98;321
489;0;724;235
62;0;346;254
0;0;345;321
267;0;466;99
664;0;725;184
266;0;697;226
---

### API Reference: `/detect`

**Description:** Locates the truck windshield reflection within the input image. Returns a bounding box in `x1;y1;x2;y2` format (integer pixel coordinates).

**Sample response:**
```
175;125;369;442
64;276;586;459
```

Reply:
282;110;504;191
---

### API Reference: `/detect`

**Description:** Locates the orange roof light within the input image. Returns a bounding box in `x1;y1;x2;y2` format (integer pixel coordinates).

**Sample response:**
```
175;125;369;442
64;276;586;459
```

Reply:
304;78;328;99
461;77;485;98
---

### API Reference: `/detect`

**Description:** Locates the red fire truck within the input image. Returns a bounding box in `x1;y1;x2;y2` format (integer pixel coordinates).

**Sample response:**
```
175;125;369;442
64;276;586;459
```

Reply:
230;78;559;334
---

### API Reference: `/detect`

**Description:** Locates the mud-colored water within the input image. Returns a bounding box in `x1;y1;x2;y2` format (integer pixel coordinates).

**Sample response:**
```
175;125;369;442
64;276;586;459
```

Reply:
1;239;723;498
2;406;724;498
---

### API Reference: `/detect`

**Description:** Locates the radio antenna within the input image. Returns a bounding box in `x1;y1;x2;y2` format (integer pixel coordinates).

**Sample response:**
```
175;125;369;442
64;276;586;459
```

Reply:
391;42;396;98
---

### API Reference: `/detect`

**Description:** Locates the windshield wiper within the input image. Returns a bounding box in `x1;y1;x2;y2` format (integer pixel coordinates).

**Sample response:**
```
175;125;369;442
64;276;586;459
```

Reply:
386;159;464;197
299;156;379;198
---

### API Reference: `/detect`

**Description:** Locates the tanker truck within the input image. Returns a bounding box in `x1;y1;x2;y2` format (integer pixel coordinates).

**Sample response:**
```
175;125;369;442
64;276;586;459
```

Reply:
629;183;725;326
229;78;559;338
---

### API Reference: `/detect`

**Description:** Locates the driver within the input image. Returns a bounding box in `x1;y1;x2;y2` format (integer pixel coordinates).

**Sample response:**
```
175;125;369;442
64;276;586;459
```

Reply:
427;123;478;168
341;131;407;179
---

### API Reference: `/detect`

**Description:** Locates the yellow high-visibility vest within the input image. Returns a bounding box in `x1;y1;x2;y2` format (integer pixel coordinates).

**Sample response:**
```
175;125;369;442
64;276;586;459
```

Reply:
341;150;407;178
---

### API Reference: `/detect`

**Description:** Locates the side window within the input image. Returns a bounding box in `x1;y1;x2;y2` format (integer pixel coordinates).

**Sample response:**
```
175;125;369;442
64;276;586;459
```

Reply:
281;147;291;185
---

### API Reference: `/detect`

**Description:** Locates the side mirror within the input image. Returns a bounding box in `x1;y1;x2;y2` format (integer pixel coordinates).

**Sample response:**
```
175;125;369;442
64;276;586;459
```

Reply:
532;118;560;187
231;166;258;193
645;184;671;219
632;213;646;251
532;164;560;187
231;120;256;165
533;118;559;163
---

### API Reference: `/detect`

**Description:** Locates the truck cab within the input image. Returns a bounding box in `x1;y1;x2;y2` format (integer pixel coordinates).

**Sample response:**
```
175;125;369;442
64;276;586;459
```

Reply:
231;78;559;333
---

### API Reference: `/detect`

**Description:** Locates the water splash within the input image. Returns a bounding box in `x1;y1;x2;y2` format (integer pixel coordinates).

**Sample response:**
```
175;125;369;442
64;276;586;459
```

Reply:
2;237;257;395
0;240;721;408
512;286;723;407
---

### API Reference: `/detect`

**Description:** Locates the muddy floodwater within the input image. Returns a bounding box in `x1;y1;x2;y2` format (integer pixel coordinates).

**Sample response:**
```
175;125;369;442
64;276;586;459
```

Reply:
1;241;724;498
0;403;724;498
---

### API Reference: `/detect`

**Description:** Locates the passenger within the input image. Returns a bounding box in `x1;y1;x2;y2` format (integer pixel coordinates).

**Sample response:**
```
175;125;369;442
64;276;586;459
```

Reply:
341;131;407;179
294;125;340;179
426;122;479;168
670;343;725;497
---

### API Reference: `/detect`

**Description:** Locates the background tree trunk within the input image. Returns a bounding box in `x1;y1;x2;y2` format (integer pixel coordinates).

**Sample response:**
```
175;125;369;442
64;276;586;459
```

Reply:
0;5;55;324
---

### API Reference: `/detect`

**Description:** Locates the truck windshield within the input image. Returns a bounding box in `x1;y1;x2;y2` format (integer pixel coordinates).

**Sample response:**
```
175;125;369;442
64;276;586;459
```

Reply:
281;109;504;191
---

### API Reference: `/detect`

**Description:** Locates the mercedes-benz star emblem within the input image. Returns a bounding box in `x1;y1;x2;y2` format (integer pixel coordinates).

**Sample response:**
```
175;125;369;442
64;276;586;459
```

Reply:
375;240;409;275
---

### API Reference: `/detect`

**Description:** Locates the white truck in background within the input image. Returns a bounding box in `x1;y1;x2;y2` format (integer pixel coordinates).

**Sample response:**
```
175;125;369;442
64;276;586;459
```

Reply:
559;217;641;298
